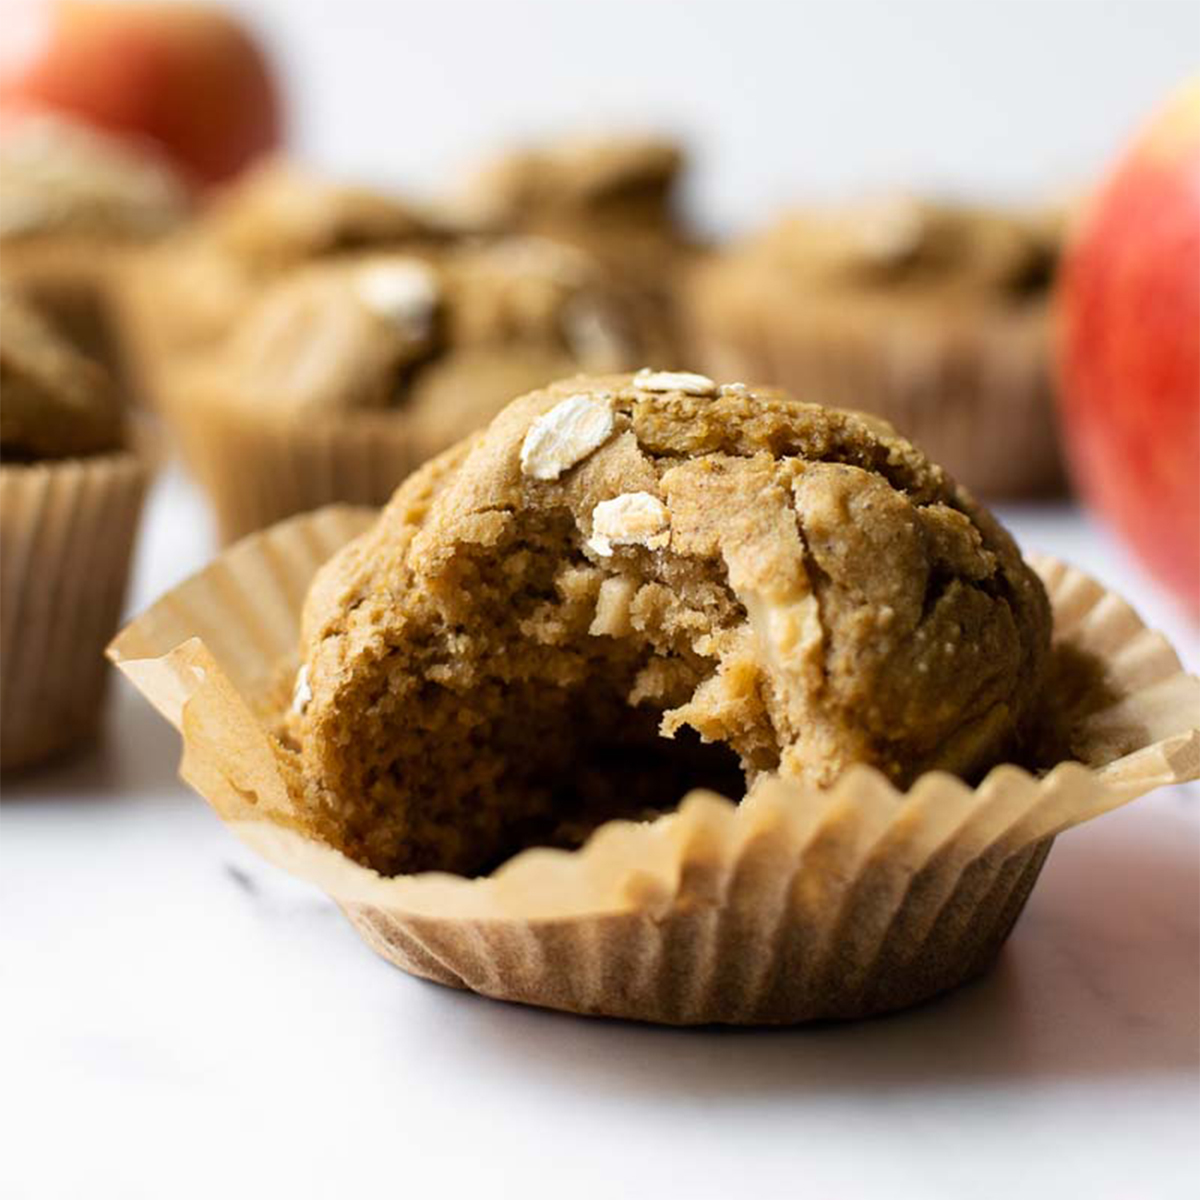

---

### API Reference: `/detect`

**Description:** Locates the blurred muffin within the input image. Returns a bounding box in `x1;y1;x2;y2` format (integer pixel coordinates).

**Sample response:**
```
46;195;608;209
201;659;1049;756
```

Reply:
0;289;149;770
684;196;1065;497
455;133;697;355
173;236;674;543
113;159;446;409
459;134;684;243
0;110;189;377
292;370;1052;877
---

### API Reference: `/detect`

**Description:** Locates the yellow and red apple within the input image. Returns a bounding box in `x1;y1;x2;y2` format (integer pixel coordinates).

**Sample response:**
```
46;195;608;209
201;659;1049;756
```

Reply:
0;0;282;187
1057;78;1200;616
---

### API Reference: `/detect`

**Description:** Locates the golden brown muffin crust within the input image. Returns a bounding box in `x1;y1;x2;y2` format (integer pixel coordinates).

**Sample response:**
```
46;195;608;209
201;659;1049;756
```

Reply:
289;372;1051;878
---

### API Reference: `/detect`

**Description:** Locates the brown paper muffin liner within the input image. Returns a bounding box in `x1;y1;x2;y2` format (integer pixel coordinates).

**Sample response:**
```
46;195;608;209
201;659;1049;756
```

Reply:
157;380;422;546
1;449;149;770
108;507;1200;1023
683;262;1064;499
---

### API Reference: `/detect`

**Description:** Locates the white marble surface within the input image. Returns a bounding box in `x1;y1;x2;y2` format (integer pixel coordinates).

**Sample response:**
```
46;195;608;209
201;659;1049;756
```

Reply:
3;467;1198;1200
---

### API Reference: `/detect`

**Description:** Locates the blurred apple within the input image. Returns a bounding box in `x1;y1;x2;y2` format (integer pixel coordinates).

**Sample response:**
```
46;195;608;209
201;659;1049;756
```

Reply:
1057;78;1200;616
0;0;282;187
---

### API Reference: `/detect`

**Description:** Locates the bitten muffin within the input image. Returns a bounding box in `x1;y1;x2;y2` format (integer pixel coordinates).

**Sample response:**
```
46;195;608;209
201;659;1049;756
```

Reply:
0;290;149;769
0;111;189;378
289;370;1051;878
684;196;1065;497
113;159;444;408
173;237;675;543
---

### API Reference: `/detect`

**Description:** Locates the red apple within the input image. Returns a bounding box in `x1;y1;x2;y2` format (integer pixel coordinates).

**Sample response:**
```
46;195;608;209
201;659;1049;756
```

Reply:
1057;78;1200;616
0;0;282;187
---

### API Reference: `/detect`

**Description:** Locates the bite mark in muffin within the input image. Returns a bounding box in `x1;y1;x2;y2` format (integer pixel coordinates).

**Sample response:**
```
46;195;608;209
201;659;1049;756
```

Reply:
288;373;1051;877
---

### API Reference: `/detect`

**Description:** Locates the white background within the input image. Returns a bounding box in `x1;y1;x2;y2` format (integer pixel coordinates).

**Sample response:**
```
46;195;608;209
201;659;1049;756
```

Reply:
4;3;1200;1199
231;0;1200;232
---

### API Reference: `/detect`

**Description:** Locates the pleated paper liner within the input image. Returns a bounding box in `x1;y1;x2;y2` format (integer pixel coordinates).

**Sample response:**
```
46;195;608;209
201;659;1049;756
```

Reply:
157;375;425;546
108;506;1200;1024
683;260;1064;500
1;447;149;770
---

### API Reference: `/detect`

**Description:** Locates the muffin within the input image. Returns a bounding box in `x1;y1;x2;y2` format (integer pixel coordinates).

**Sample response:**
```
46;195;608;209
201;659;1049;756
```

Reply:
684;196;1065;497
110;370;1199;1023
459;134;684;243
455;133;697;355
0;110;189;379
0;290;149;770
113;159;444;410
173;239;675;543
292;371;1052;876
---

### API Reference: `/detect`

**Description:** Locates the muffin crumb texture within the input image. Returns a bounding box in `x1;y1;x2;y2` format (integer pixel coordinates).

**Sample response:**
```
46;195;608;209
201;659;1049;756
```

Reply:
291;373;1051;877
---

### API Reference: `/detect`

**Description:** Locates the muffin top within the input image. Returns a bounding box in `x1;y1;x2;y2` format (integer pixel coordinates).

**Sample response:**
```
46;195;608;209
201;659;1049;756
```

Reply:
0;290;124;460
290;371;1051;877
212;254;440;413
212;237;668;427
196;160;439;270
0;112;188;242
457;134;686;240
128;161;447;360
747;196;1061;301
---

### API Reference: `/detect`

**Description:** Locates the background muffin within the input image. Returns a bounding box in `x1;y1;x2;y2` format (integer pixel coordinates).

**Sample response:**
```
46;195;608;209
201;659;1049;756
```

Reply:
0;289;149;770
172;238;675;542
113;159;446;410
458;134;685;246
684;196;1065;498
454;133;697;359
0;110;189;381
